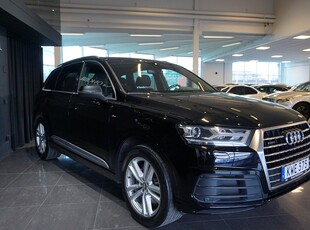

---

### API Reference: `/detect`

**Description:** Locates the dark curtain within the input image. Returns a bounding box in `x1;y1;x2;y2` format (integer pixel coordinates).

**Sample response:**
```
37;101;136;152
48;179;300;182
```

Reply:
8;33;43;149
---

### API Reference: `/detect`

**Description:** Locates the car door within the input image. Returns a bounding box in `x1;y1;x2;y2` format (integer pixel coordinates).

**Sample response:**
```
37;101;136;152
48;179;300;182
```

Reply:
45;62;82;140
68;61;115;166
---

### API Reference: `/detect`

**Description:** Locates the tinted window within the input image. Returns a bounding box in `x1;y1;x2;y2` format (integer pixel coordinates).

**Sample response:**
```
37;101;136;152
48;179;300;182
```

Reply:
44;68;61;90
229;86;244;95
79;61;115;98
55;63;83;92
244;87;257;94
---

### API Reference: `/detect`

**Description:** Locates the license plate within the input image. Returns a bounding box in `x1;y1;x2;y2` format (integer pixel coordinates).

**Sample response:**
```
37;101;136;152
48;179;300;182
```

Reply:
281;157;309;181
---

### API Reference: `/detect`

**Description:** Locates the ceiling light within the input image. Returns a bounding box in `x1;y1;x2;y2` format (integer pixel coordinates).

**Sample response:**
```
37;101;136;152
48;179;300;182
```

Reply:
203;36;234;39
282;61;291;63
256;46;270;50
61;33;84;36
216;59;225;62
130;34;162;37
293;35;310;40
302;48;310;52
138;42;164;46
232;53;243;57
159;47;179;51
271;55;283;58
222;42;241;48
188;50;201;54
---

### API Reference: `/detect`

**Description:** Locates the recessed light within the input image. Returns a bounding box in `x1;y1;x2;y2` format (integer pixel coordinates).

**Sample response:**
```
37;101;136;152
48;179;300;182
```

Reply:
130;34;162;37
61;33;84;36
138;42;164;46
271;55;283;58
203;36;234;39
216;59;225;62
232;54;243;57
293;35;310;40
159;47;179;51
302;48;310;52
222;42;241;48
256;46;270;50
282;61;291;63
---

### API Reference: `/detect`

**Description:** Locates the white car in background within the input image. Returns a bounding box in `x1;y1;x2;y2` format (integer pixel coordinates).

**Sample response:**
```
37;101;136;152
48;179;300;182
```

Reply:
263;81;310;121
217;84;267;99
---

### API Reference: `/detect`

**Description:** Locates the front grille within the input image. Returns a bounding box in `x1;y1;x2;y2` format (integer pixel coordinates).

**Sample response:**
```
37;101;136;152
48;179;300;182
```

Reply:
263;122;310;190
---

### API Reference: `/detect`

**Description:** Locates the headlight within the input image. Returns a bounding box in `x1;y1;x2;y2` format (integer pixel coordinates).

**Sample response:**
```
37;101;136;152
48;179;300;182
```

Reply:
178;125;252;146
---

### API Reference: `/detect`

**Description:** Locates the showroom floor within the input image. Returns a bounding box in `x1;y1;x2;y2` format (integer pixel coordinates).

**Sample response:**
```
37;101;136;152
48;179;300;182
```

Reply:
0;143;309;230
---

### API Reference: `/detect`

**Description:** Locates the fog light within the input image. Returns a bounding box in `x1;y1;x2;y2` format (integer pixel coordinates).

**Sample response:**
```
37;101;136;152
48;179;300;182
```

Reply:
213;151;254;165
214;151;234;164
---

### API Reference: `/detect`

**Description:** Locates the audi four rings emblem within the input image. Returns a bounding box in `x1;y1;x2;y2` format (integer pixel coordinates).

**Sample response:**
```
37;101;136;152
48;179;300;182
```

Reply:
283;129;304;145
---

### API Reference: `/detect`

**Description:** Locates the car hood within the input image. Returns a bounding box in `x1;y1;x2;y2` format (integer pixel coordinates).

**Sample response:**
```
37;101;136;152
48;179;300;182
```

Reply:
126;92;305;128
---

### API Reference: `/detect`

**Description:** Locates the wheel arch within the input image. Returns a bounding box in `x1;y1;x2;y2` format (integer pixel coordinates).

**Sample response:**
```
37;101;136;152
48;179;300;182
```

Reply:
292;101;310;108
292;101;310;119
113;135;179;190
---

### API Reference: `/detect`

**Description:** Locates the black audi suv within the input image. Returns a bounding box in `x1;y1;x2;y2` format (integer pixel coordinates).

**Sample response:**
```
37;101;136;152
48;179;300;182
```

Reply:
34;56;310;228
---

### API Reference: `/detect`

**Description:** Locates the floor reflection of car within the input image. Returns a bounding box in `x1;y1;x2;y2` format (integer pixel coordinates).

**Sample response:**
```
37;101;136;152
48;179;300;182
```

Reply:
254;84;290;94
263;81;310;121
218;84;267;99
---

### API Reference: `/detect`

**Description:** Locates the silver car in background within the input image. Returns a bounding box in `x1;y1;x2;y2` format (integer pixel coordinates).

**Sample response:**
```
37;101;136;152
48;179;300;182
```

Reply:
263;81;310;121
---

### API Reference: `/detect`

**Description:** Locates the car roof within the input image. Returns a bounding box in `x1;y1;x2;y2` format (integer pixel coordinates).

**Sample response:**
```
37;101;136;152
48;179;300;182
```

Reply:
57;56;168;68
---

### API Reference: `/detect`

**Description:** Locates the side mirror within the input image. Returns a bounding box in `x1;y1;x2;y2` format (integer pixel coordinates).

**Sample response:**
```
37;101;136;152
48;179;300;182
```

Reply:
79;85;103;94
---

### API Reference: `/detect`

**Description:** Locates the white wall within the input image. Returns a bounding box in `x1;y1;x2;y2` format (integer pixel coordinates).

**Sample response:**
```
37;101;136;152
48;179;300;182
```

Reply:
274;0;310;39
283;62;310;86
202;62;232;85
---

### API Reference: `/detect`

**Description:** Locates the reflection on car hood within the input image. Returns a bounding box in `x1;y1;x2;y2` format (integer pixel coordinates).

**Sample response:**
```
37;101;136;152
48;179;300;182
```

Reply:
127;92;305;128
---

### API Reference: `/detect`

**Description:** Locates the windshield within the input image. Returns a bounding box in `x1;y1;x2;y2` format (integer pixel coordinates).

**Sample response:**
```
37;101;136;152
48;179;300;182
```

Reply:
108;61;215;93
294;82;310;92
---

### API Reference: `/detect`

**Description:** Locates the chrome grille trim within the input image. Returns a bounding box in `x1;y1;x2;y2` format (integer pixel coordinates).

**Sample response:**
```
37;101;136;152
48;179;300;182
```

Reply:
266;148;309;166
265;140;310;157
264;142;286;149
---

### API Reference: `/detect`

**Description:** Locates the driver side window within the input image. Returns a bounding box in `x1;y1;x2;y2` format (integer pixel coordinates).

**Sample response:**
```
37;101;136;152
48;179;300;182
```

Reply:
79;61;115;98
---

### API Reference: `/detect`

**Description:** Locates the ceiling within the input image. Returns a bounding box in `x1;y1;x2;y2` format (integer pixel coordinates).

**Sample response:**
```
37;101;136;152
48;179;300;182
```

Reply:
61;30;310;64
62;32;266;61
26;0;310;64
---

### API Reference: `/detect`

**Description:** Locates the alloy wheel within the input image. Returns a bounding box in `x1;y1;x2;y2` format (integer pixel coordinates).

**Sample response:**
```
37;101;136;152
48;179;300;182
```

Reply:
36;123;46;154
124;156;161;217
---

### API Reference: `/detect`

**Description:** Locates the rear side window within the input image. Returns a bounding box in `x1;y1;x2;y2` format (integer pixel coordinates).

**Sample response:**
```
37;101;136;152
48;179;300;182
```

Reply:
244;87;257;94
55;63;83;92
229;86;244;95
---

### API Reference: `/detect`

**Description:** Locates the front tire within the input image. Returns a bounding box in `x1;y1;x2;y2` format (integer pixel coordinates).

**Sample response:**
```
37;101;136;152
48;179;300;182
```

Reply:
293;102;310;121
121;145;182;228
35;119;60;160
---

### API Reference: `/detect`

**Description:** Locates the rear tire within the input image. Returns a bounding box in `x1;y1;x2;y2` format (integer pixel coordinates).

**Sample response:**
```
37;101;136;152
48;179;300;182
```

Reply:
121;145;182;228
35;119;60;160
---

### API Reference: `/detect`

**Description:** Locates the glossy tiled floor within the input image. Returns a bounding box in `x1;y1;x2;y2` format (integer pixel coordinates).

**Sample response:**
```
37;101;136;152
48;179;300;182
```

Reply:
0;143;309;230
